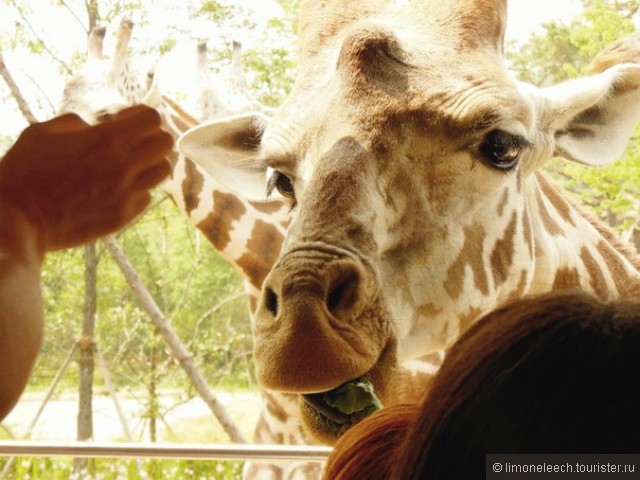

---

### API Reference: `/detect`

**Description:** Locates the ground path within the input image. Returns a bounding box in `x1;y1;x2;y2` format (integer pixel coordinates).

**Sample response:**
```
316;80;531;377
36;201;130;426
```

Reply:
2;390;261;443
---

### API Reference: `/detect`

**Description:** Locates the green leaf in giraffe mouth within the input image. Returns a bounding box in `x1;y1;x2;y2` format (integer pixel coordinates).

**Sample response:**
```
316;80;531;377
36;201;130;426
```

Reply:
301;378;383;427
323;379;383;415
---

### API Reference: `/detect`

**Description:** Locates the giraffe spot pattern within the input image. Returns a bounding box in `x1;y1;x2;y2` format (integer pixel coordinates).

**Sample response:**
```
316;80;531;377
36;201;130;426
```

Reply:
537;174;576;227
444;223;489;299
243;456;281;480
552;266;581;290
580;246;609;299
196;191;247;251
182;160;204;214
490;210;517;288
522;207;534;258
263;390;293;424
495;187;510;218
596;240;640;297
288;463;324;479
250;200;288;215
535;187;565;237
507;269;529;300
458;306;483;335
237;220;284;289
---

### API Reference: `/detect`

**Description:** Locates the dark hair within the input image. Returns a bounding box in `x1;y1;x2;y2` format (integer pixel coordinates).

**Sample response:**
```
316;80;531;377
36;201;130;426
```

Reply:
392;291;640;479
322;403;419;480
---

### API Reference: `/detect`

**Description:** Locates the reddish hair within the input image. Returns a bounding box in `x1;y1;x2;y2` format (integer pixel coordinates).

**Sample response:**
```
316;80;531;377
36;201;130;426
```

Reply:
392;290;640;479
322;403;419;480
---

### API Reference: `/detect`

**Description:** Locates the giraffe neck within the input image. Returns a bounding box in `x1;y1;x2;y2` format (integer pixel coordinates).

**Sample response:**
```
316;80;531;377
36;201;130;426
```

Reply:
157;98;290;309
529;172;640;298
395;170;640;361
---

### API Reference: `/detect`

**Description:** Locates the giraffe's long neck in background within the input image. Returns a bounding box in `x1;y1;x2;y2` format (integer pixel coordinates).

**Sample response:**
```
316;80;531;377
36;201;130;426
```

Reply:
528;172;640;298
158;97;290;309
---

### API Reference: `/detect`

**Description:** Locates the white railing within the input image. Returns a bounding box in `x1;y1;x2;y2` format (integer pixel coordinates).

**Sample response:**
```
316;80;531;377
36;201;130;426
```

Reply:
0;441;332;462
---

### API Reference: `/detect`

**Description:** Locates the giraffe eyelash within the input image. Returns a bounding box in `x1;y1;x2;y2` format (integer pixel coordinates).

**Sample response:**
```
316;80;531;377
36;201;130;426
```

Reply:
265;167;278;198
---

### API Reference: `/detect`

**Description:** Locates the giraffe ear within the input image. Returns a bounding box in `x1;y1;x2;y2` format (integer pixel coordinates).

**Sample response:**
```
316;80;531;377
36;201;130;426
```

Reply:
177;112;271;200
537;63;640;166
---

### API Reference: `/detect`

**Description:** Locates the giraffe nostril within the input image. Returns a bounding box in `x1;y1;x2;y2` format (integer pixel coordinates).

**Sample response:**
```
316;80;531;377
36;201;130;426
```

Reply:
327;270;360;319
264;287;279;317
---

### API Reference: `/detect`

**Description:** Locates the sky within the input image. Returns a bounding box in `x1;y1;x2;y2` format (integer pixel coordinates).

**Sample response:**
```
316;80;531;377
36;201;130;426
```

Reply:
0;1;584;150
506;1;582;43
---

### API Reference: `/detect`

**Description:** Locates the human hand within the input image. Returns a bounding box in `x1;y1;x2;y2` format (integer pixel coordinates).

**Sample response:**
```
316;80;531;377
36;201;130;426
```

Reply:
0;105;173;253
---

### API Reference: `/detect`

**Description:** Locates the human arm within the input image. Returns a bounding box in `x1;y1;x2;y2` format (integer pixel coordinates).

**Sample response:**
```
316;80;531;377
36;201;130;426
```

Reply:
0;105;172;419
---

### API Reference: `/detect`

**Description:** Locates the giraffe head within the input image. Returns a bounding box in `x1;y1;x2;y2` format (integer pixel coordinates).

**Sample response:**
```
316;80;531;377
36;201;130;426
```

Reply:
196;40;275;122
179;0;640;442
58;18;159;123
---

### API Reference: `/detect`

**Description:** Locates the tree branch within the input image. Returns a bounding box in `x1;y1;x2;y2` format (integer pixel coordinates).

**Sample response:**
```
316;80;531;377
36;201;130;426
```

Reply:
8;0;73;75
18;68;56;115
61;0;89;36
0;52;39;125
103;235;247;444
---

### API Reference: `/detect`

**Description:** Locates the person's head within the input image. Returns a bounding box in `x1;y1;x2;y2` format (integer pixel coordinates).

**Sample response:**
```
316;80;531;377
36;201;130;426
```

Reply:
322;403;419;480
393;290;640;479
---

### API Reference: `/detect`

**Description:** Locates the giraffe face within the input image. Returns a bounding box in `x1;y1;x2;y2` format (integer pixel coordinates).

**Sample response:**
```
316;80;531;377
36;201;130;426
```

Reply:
179;0;640;442
58;68;131;124
57;18;153;124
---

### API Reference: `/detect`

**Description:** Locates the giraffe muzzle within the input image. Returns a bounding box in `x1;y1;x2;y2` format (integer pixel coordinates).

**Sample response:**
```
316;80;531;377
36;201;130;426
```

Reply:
253;244;390;393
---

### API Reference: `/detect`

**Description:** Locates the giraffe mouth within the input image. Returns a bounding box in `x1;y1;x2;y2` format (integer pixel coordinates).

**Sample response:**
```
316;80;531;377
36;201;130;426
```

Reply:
301;393;354;426
299;377;383;438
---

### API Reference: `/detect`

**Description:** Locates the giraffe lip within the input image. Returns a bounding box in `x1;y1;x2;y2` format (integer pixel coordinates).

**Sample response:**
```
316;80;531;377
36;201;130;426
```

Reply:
301;393;353;425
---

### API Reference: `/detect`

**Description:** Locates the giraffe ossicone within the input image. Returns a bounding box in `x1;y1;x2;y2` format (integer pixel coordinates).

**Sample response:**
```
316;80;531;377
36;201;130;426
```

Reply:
179;0;640;444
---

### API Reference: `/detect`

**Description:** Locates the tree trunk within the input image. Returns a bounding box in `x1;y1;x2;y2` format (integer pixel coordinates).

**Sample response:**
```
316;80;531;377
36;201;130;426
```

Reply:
103;236;247;443
148;345;158;443
73;243;98;477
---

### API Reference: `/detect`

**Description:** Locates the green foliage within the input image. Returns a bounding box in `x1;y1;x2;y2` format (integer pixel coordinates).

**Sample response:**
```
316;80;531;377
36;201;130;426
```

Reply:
191;0;257;37
195;0;236;24
33;193;255;398
245;45;296;106
0;133;13;157
0;456;243;480
158;38;177;55
243;1;298;106
507;0;638;86
96;0;145;25
188;0;300;106
508;0;640;242
275;0;301;34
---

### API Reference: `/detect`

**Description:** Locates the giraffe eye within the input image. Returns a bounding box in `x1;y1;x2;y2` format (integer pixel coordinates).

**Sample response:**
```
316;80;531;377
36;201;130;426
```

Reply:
267;170;296;200
480;130;531;170
95;110;116;123
275;173;295;198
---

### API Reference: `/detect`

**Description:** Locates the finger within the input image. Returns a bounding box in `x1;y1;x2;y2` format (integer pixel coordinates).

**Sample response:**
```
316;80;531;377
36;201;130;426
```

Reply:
125;192;152;220
67;193;151;247
108;192;151;230
98;105;164;141
129;129;174;159
113;104;160;122
36;113;90;133
119;131;174;182
130;162;172;191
